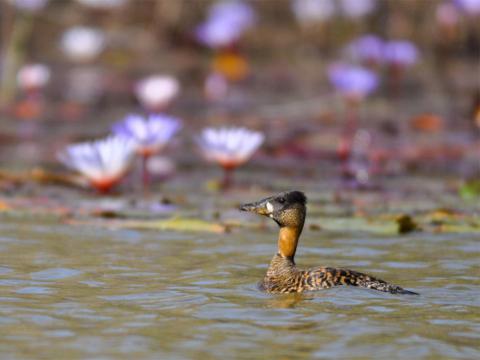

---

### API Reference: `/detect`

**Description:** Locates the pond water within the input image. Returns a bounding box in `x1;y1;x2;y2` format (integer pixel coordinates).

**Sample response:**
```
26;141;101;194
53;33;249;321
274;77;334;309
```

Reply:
0;212;479;359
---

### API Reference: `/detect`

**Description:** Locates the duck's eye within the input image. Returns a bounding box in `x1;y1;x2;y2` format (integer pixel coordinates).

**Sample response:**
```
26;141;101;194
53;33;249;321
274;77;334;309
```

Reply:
277;197;286;204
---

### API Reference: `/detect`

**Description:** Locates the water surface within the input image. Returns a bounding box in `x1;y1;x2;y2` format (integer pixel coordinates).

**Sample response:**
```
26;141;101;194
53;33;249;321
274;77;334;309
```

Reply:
0;217;479;359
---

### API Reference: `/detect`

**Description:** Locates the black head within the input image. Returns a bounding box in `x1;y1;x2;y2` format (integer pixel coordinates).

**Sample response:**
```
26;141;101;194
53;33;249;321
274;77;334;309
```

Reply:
240;191;307;227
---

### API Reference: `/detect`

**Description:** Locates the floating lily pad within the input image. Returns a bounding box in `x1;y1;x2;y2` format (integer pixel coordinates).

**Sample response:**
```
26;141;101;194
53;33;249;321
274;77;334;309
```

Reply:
396;214;420;234
459;180;480;200
69;217;226;234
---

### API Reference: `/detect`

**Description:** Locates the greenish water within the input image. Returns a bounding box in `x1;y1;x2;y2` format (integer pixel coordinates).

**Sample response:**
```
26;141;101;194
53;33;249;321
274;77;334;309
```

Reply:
0;215;479;359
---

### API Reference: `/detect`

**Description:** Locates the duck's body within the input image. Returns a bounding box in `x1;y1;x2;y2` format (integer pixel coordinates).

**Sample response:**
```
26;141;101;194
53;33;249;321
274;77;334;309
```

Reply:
260;254;416;294
241;191;418;295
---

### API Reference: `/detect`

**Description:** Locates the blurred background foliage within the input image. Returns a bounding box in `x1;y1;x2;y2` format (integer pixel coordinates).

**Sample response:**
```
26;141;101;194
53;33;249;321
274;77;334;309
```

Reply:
0;0;479;185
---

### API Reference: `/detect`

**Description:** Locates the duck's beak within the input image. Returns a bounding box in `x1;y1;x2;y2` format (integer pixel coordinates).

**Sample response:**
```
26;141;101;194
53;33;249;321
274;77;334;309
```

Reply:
239;198;274;216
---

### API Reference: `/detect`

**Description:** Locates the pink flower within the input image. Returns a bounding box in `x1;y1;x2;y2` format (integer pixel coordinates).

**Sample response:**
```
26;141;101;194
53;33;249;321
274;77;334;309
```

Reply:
17;64;50;91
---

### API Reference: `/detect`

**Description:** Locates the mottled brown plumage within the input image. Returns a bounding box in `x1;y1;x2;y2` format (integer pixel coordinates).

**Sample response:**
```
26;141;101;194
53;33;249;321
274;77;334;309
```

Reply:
240;191;418;295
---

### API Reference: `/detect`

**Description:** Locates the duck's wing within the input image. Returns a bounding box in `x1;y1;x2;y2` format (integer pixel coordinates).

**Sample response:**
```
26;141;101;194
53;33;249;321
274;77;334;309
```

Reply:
303;267;418;295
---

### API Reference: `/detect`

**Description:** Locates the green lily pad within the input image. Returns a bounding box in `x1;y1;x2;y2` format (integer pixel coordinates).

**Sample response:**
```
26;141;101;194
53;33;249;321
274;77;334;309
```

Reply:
69;217;226;234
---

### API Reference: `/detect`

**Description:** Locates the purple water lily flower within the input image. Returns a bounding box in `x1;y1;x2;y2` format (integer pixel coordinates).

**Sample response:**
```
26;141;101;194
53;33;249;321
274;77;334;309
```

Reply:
195;19;246;48
454;0;480;15
113;113;181;189
58;135;135;193
328;63;379;101
195;0;255;48
113;114;181;157
209;0;255;29
383;40;419;68
196;127;264;188
346;34;384;65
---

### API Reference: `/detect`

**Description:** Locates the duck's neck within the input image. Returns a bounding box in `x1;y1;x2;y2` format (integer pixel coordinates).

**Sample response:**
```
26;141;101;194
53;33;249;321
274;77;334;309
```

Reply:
277;223;304;260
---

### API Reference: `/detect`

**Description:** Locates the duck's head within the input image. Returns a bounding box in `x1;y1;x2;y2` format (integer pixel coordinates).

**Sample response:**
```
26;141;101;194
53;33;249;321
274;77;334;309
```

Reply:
240;191;307;228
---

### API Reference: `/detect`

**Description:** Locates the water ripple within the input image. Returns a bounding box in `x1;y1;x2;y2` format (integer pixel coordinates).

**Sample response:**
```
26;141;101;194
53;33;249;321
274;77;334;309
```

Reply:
30;268;82;281
0;266;13;275
15;286;54;295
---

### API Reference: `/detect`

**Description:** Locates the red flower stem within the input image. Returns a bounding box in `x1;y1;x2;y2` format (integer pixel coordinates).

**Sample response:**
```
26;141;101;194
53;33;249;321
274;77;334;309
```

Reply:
142;154;151;193
346;102;359;137
390;65;404;99
340;100;360;174
221;166;235;190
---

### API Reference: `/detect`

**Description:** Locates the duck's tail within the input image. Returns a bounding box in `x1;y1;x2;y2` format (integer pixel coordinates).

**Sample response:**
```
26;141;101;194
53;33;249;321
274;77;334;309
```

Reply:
312;267;419;295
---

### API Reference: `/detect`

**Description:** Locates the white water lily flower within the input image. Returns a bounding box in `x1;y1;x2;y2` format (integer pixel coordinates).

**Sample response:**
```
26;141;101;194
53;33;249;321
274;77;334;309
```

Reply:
8;0;48;12
135;75;180;111
58;135;135;192
17;63;50;91
291;0;336;23
196;127;264;169
339;0;376;18
61;26;105;62
113;113;181;156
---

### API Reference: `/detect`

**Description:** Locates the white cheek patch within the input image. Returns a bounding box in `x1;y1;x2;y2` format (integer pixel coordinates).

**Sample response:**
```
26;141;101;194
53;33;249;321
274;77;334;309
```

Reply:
266;201;274;214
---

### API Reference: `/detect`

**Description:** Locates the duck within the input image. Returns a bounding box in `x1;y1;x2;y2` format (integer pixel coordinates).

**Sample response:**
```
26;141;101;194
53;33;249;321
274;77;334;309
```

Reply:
240;190;418;295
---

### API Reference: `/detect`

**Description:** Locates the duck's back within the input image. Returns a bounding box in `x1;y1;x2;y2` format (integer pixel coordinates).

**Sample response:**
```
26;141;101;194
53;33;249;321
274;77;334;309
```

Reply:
261;255;418;295
304;266;418;294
